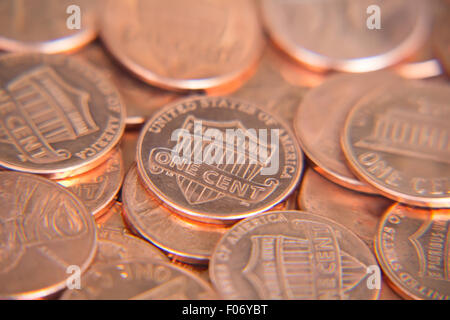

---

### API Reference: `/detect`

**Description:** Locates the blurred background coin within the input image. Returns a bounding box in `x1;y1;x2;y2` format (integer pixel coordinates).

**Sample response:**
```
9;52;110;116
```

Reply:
122;165;228;265
0;0;98;53
341;80;450;208
101;0;264;91
375;204;450;300
60;259;217;299
433;6;450;77
56;148;124;217
210;210;380;300
0;53;126;179
0;171;97;299
137;96;303;224
261;0;430;72
294;72;399;194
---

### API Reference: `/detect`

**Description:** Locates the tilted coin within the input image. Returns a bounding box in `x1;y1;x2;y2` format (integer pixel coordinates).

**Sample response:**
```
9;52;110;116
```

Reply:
394;0;447;79
121;129;140;176
210;211;380;299
0;171;97;299
61;259;216;299
294;72;399;194
375;204;450;300
75;42;184;126
101;0;264;91
261;0;429;72
56;148;123;217
137;96;303;224
298;168;393;250
341;80;450;208
231;49;309;130
0;0;98;53
433;6;450;77
122;165;228;265
0;53;126;179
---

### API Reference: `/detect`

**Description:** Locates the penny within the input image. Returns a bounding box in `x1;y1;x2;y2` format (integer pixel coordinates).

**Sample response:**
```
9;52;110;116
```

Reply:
375;204;450;300
261;0;429;72
60;259;216;299
231;50;309;130
341;80;450;208
0;53;126;179
136;96;303;224
121;130;140;176
294;72;399;194
0;0;98;53
298;168;393;250
170;260;211;284
122;165;228;265
101;0;264;91
56;148;123;217
0;171;97;299
394;0;447;79
210;210;380;300
75;42;184;126
433;5;450;77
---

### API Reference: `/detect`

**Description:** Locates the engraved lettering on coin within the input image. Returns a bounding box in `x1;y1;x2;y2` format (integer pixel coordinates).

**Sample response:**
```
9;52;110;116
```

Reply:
0;54;126;178
61;259;216;299
210;211;380;299
375;204;450;300
0;172;96;299
137;96;302;224
341;80;450;208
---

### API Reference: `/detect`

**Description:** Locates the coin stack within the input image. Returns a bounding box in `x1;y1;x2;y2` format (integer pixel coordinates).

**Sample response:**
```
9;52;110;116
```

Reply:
0;0;448;300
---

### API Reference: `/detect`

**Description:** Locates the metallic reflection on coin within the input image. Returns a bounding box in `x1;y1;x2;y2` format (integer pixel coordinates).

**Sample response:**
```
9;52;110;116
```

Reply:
137;96;303;224
122;165;228;265
0;0;98;53
299;168;393;249
210;210;380;299
341;80;450;208
295;72;399;194
61;259;216;299
57;148;123;217
96;201;132;234
375;204;450;300
121;130;140;175
0;171;97;299
75;42;184;126
0;53;126;179
261;0;429;72
101;0;264;91
433;6;450;77
231;50;309;130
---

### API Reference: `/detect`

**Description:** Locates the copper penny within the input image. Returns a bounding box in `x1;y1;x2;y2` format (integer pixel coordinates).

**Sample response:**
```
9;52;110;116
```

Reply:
394;0;447;79
0;171;97;299
101;0;264;91
122;165;228;265
231;49;309;130
56;147;123;217
375;204;450;300
261;0;429;72
121;130;140;175
433;5;450;77
60;259;216;299
210;210;380;299
0;53;126;179
0;0;98;53
298;168;393;250
136;96;303;224
294;72;399;194
75;42;184;126
341;80;450;208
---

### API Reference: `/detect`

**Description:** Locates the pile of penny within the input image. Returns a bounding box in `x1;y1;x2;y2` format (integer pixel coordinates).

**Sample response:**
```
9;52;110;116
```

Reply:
0;0;448;300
